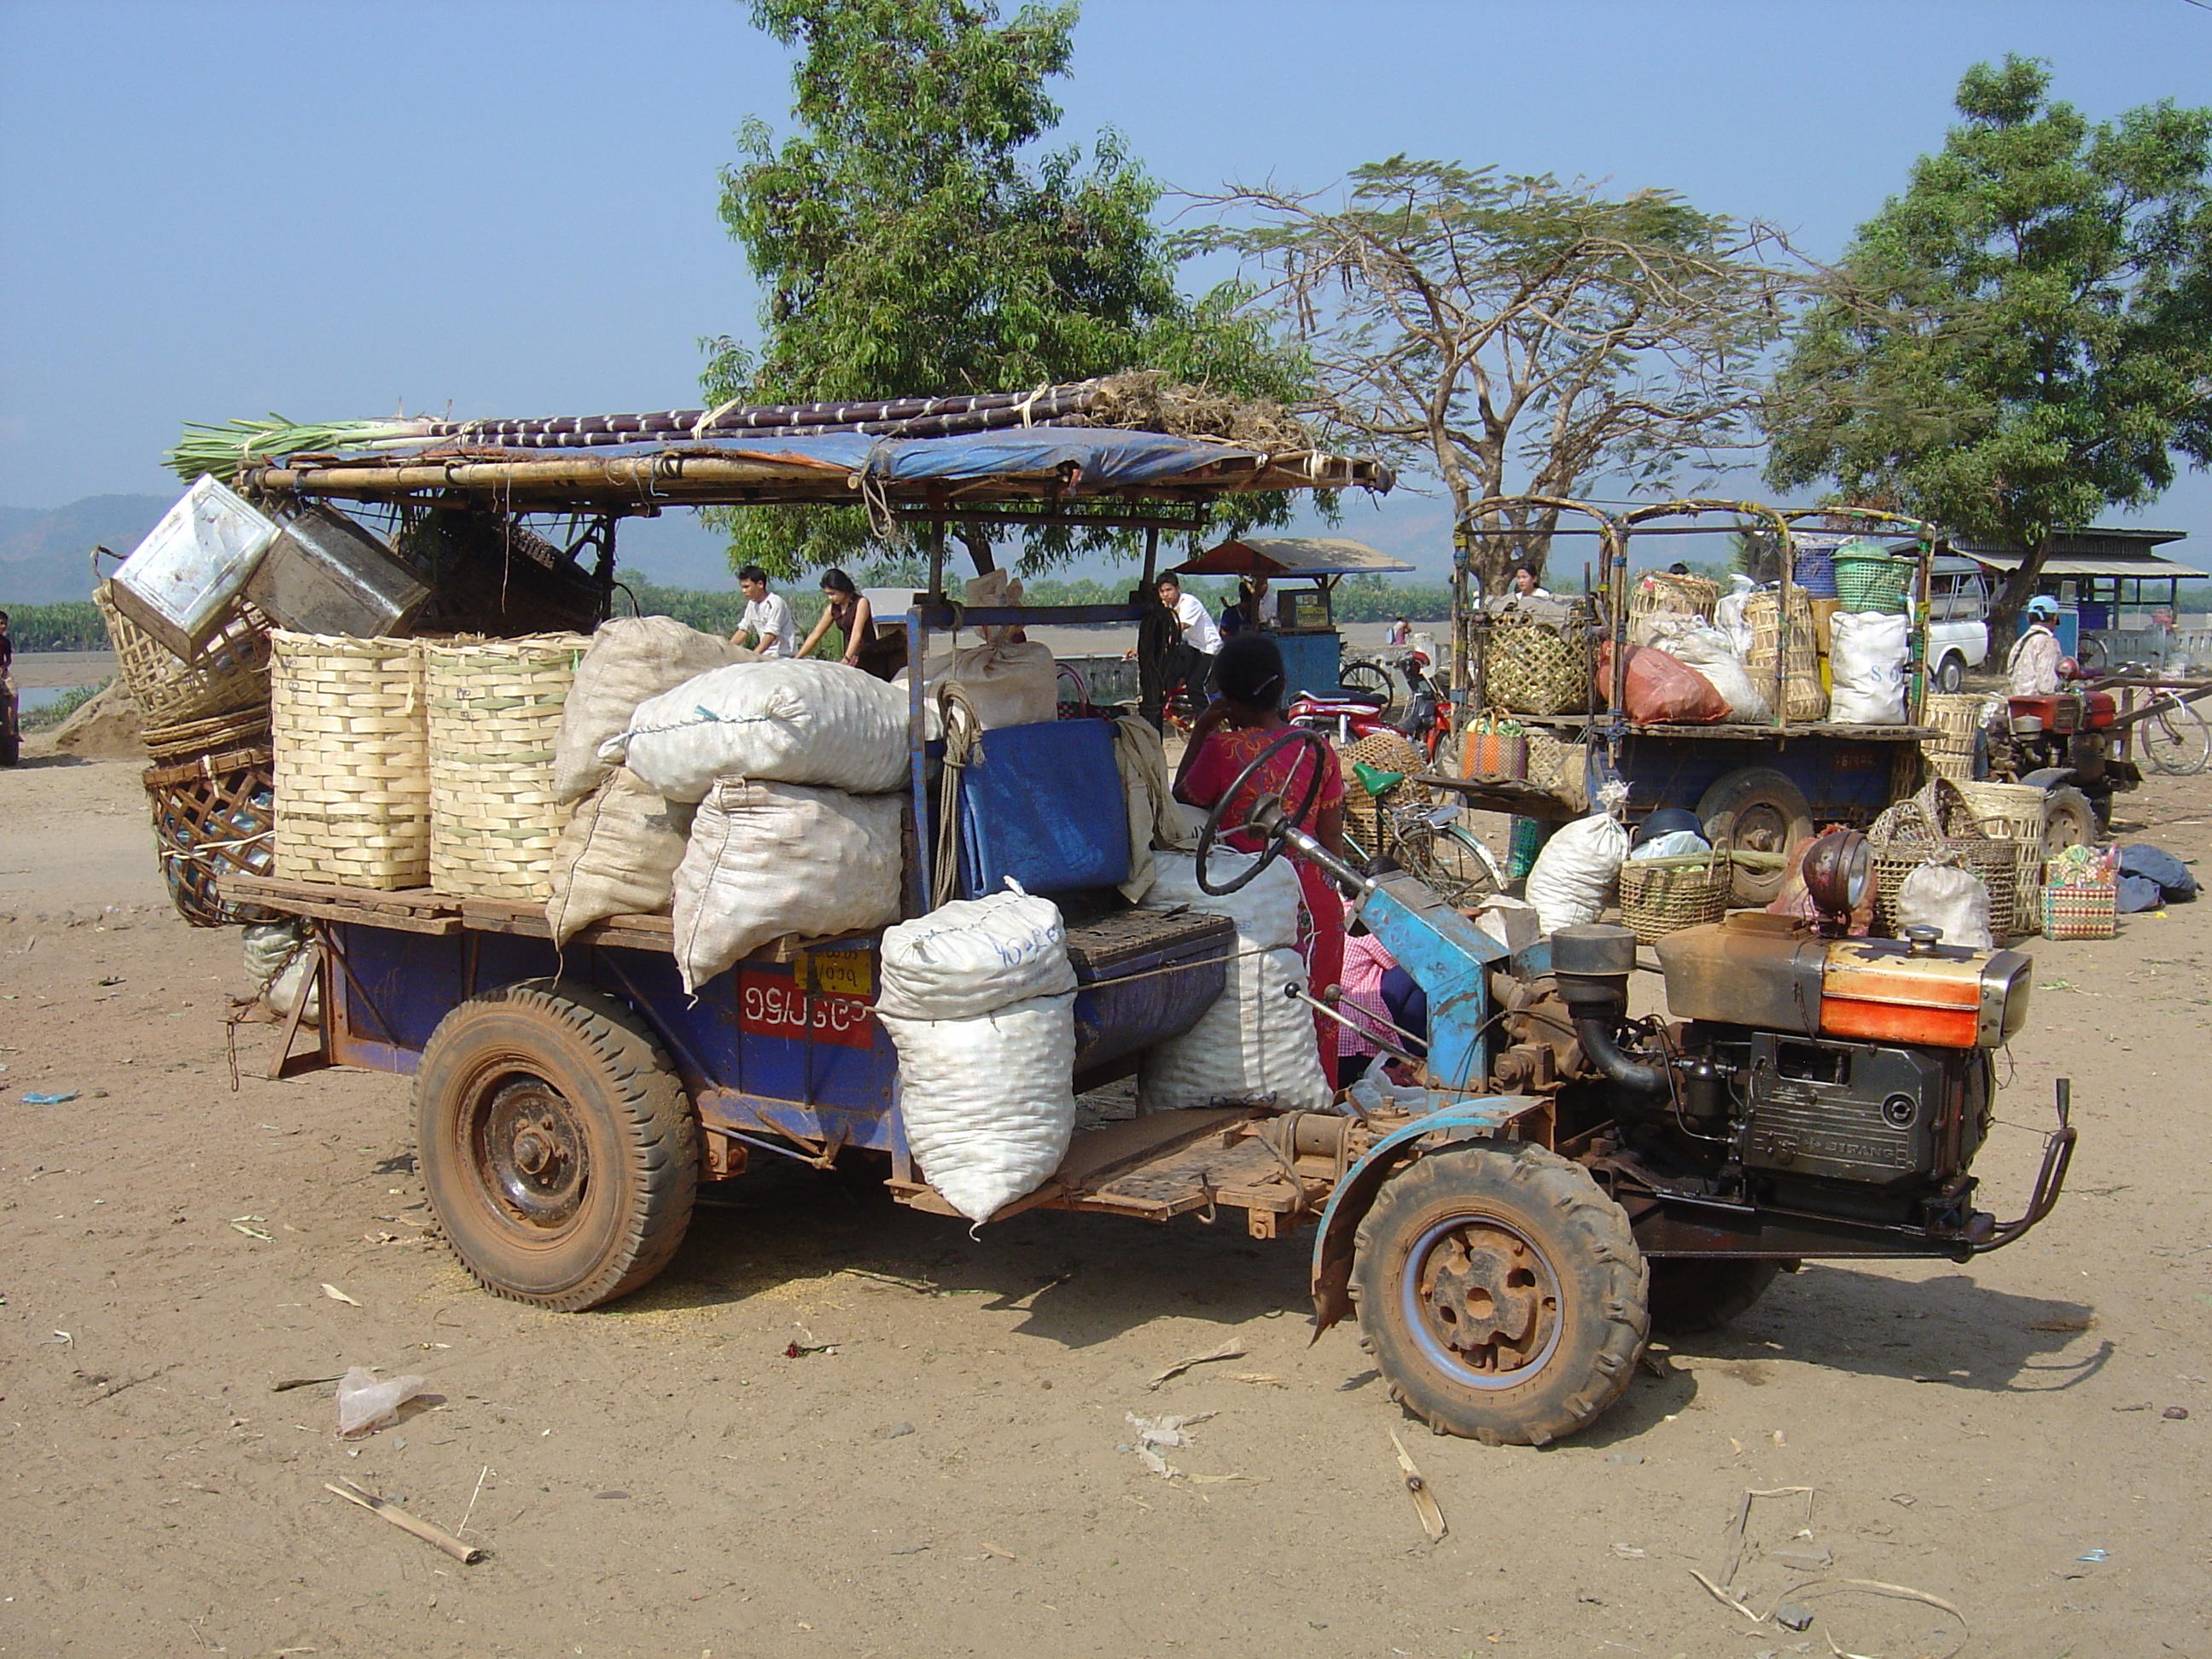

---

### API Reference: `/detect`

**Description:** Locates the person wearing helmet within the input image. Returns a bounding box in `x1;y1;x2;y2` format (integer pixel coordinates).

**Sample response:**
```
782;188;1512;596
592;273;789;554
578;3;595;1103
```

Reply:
2006;596;2064;697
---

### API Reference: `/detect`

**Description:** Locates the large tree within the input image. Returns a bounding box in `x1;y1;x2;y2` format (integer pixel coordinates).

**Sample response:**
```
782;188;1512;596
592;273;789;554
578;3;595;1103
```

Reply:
1765;55;2212;638
1189;160;1814;681
707;0;1301;578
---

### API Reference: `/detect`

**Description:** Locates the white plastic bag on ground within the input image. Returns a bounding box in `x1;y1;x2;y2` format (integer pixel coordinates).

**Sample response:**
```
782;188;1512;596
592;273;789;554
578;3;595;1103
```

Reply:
1138;946;1331;1114
544;767;696;948
897;639;1058;731
335;1367;425;1438
876;888;1075;1022
671;780;904;994
1139;849;1303;951
878;992;1077;1223
1829;611;1910;725
1524;812;1630;935
1896;860;1994;949
610;660;911;803
1634;614;1771;721
554;616;754;802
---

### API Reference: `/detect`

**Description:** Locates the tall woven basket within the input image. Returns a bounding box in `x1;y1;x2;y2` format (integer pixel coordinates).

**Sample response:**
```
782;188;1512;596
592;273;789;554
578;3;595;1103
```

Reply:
271;633;431;890
1955;779;2049;936
1617;851;1734;944
143;742;281;927
1867;781;2017;939
1919;693;1984;785
1628;570;1720;625
1480;612;1592;716
426;635;588;901
1743;590;1828;722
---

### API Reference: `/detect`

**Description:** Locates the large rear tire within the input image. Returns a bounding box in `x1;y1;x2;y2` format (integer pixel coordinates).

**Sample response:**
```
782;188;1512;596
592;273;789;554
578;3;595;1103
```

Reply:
415;981;696;1310
1698;766;1814;906
1352;1142;1648;1446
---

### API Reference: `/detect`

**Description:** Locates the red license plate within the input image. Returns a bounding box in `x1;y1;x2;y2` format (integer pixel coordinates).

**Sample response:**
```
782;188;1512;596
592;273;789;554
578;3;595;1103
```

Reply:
737;971;877;1050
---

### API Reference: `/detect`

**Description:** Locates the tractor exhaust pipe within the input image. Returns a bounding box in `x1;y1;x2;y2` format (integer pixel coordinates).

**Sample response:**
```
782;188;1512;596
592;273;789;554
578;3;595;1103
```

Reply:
1551;924;1668;1097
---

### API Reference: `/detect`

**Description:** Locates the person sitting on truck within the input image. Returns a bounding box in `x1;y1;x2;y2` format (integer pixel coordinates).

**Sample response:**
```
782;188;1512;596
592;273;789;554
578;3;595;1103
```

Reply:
1173;632;1347;1086
1219;576;1269;639
1506;564;1552;604
2007;596;2065;697
732;566;796;659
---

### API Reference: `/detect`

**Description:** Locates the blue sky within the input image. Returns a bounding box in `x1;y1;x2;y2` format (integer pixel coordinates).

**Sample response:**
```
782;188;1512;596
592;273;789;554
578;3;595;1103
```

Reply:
2;0;2206;583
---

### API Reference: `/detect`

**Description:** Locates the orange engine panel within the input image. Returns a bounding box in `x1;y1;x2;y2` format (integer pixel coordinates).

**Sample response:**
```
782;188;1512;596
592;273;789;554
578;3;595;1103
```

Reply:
1818;940;2010;1049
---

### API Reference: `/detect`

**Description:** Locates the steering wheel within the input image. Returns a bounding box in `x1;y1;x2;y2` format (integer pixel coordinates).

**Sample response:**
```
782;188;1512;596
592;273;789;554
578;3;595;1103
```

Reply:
1194;727;1331;895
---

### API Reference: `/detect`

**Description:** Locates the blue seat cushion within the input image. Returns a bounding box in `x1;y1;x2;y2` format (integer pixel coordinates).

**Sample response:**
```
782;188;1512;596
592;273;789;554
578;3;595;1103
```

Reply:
957;719;1130;899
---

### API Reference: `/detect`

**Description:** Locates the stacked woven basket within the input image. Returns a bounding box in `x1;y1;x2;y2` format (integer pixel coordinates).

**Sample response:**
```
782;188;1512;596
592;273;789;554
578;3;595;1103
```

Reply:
270;632;586;899
1867;778;2021;940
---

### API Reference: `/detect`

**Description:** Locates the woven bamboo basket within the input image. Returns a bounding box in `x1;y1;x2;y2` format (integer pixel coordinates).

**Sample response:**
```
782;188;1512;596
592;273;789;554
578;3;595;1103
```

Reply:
1481;612;1592;716
143;703;271;765
426;634;589;900
1918;692;1984;783
271;632;432;889
95;577;272;728
2040;872;2116;940
143;742;281;927
1522;729;1588;808
1867;783;2017;939
1617;850;1734;943
1628;570;1720;624
1339;731;1430;859
1956;779;2049;934
1743;590;1827;721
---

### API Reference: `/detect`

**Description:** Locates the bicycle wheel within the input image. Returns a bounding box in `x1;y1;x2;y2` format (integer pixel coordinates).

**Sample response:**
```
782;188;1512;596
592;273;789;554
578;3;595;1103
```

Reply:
1389;812;1502;907
2142;697;2212;776
1339;657;1399;715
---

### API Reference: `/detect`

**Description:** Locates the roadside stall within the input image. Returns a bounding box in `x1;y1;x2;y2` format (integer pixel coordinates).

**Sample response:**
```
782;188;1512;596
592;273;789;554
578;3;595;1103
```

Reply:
1171;535;1414;698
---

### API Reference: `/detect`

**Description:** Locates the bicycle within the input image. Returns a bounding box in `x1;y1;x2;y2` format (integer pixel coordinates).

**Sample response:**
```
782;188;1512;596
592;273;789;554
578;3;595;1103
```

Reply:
2111;661;2212;776
1346;759;1505;905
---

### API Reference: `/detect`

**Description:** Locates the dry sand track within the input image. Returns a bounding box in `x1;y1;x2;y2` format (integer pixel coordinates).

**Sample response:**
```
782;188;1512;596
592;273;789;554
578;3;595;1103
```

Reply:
2;748;2209;1658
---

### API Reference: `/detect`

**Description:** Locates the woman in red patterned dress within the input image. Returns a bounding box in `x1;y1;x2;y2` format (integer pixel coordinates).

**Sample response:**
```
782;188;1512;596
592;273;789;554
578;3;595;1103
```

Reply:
1172;633;1347;1086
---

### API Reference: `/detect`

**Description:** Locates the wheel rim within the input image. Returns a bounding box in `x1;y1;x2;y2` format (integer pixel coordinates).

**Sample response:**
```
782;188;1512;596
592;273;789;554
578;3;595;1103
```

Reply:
468;1073;591;1231
1400;1214;1564;1389
1728;800;1792;860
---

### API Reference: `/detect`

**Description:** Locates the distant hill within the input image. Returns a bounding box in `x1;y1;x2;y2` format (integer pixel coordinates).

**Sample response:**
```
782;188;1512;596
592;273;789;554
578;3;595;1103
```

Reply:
0;494;173;602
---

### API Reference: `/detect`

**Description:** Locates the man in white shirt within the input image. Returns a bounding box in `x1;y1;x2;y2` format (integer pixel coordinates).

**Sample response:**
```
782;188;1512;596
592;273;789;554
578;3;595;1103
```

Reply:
1158;573;1222;656
733;565;796;658
2006;595;2064;696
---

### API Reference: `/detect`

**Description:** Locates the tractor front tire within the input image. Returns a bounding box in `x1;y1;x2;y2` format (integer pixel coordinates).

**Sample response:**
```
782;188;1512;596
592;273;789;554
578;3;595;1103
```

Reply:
415;981;696;1311
1351;1142;1648;1447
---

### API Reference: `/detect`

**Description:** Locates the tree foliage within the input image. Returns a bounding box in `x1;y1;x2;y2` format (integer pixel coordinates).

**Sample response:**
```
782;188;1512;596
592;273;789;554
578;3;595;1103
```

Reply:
1765;55;2212;635
1187;160;1815;599
706;0;1304;578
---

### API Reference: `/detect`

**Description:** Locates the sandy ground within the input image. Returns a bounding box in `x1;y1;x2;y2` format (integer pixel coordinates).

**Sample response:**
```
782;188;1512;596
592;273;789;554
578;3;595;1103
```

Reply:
3;744;2209;1659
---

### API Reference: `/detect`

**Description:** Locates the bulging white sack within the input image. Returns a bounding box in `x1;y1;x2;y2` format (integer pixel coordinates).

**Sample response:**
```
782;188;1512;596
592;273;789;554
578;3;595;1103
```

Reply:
610;659;911;803
878;992;1077;1223
898;639;1058;731
1829;611;1910;725
876;888;1075;1022
1714;576;1757;657
1139;849;1303;951
1896;860;1994;950
1138;946;1331;1114
554;616;754;802
1634;614;1771;721
671;779;904;994
544;767;696;948
1524;812;1630;935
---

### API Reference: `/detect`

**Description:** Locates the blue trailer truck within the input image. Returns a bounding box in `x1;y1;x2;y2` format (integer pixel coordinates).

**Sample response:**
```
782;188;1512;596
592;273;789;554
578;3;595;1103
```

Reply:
224;432;2072;1446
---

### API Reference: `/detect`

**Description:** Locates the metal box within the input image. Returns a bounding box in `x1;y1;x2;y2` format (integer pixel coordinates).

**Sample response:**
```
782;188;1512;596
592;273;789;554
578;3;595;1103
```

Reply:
247;504;430;638
108;474;280;660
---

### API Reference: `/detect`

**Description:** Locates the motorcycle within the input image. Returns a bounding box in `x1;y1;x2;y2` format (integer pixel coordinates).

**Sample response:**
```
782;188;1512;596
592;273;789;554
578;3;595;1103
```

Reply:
1289;650;1449;762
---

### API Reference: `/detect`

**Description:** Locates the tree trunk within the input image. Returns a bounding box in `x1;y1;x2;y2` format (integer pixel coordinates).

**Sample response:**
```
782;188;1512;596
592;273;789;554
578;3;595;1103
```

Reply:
1987;535;2052;657
958;524;997;576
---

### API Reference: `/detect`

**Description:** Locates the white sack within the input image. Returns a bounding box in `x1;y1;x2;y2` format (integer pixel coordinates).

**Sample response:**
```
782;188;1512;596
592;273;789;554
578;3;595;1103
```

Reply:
1139;848;1303;951
554;616;754;802
1138;946;1331;1115
544;767;695;948
1714;576;1757;657
1634;613;1771;721
1896;861;1994;950
877;888;1074;1022
671;779;904;994
611;659;911;803
898;638;1058;731
1829;610;1910;725
1523;812;1631;935
878;992;1077;1223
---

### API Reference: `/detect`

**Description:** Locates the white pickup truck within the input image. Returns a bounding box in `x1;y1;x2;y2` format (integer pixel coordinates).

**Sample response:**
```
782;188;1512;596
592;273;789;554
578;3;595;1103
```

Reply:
1928;555;1991;692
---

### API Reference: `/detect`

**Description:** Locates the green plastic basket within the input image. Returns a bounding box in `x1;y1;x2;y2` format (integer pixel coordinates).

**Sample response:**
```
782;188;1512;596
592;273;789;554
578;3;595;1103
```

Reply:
1832;538;1911;614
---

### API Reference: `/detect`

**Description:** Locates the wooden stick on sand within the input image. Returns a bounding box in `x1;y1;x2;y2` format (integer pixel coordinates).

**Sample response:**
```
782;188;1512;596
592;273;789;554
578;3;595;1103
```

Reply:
325;1478;486;1563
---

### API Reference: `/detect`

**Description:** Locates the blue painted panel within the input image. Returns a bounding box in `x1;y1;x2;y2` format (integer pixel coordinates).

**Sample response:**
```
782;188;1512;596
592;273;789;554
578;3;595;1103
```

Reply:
1616;734;1900;824
1274;630;1343;699
958;719;1129;898
333;924;460;1054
